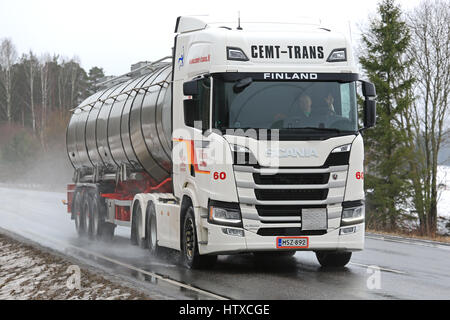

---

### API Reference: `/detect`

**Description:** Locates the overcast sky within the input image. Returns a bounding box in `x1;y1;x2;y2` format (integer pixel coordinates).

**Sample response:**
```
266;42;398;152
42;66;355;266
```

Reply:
0;0;422;76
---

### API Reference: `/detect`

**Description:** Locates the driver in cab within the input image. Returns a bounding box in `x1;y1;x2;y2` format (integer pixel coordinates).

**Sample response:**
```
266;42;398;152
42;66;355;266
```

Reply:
272;94;335;128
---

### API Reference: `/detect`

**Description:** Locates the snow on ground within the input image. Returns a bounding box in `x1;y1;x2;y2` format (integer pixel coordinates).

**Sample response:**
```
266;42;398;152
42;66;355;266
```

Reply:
0;234;150;300
437;166;450;235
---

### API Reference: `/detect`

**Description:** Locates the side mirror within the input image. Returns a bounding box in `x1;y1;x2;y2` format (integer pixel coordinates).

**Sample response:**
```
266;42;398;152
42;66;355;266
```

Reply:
183;80;199;96
362;81;376;97
363;99;376;129
359;80;377;130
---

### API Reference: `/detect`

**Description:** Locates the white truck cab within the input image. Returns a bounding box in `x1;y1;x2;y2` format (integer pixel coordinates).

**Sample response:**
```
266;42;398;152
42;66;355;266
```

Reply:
160;16;376;268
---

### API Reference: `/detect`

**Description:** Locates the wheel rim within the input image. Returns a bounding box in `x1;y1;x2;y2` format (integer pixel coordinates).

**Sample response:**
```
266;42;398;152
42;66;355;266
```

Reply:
184;216;195;260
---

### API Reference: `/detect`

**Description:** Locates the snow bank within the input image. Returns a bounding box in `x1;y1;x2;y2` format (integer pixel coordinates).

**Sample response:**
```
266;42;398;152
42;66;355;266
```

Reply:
437;166;450;235
438;165;450;218
0;234;150;300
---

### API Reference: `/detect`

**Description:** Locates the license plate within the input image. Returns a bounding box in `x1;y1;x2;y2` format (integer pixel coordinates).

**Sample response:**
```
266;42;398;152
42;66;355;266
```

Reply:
276;237;309;249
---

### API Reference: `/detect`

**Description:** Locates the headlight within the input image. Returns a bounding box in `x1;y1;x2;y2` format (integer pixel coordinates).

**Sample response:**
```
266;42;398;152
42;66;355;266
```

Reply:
230;144;257;165
327;48;347;62
208;201;243;227
331;144;351;153
341;205;365;226
230;144;250;153
227;47;249;61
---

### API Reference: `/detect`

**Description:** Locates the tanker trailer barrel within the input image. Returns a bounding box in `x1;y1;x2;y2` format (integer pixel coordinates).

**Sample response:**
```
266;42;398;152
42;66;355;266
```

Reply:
66;63;173;184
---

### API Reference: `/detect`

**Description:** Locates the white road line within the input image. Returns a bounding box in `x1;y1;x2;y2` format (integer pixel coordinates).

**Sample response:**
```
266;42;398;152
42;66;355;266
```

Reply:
25;230;229;300
349;262;407;275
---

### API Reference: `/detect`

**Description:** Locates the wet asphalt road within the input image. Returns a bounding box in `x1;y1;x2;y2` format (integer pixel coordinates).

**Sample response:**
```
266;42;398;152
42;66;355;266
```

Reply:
0;186;449;300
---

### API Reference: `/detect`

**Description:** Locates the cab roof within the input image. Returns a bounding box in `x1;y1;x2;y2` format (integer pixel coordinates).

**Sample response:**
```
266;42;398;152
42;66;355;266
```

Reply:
175;15;332;34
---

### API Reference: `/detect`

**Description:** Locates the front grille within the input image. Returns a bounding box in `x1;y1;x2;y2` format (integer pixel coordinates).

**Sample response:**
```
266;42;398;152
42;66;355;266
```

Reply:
257;228;327;236
233;151;350;168
254;173;329;185
256;205;326;217
255;189;328;201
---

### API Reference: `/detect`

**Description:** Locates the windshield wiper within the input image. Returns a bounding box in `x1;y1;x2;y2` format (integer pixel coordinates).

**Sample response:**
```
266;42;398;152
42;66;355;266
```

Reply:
288;127;353;133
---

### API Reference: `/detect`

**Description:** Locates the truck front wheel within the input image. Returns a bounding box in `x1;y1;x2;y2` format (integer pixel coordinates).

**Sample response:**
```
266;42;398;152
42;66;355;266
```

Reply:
315;251;352;268
182;207;217;269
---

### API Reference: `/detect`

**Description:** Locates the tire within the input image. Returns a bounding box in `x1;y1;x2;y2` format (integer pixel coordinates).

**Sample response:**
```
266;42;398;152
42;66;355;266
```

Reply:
89;191;105;240
73;191;85;236
131;203;139;246
315;251;352;268
253;251;296;259
182;206;217;269
131;202;147;249
146;203;159;256
82;192;92;238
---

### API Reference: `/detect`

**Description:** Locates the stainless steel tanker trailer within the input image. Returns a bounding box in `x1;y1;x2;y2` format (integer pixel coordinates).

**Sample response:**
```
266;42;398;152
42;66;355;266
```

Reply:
66;59;174;242
65;15;376;269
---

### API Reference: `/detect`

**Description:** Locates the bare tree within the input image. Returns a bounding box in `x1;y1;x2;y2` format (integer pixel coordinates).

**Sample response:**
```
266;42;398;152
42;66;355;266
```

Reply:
0;38;18;124
406;0;450;235
22;51;40;133
58;57;70;112
39;54;51;148
69;57;81;108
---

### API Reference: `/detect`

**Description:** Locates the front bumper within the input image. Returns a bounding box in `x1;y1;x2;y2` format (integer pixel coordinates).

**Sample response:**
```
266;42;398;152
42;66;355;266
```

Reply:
198;219;365;255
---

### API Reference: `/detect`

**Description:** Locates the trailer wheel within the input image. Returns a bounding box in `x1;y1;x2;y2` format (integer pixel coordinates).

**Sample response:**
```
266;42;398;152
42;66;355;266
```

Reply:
73;191;85;236
182;206;217;269
146;202;159;256
89;191;106;240
83;193;93;239
315;251;352;268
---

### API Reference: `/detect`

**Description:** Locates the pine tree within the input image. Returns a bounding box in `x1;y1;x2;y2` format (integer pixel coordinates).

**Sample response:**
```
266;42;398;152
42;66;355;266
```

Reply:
87;66;105;96
359;0;415;230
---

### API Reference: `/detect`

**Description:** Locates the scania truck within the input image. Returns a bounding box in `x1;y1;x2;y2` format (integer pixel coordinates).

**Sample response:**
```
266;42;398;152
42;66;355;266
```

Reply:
66;16;376;269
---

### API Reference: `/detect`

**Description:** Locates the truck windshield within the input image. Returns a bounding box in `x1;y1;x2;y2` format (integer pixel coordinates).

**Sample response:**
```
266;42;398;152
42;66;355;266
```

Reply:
213;78;358;133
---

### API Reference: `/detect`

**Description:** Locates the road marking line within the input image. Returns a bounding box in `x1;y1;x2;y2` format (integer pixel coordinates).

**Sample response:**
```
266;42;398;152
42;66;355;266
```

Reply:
26;230;228;300
349;262;407;275
366;235;450;250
